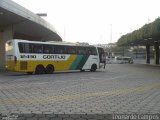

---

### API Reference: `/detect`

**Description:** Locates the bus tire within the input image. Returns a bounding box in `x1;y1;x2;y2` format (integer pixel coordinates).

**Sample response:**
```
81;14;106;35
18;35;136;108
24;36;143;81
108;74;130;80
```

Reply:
90;64;97;72
35;65;45;74
46;64;54;74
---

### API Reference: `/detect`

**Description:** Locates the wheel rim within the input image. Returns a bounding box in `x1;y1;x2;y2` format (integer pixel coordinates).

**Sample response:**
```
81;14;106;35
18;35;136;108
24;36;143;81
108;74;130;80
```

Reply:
91;64;96;72
35;66;45;74
46;65;54;74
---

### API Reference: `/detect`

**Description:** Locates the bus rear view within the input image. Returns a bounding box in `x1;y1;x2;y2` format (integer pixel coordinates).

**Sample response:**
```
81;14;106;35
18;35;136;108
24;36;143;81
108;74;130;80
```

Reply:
5;40;17;71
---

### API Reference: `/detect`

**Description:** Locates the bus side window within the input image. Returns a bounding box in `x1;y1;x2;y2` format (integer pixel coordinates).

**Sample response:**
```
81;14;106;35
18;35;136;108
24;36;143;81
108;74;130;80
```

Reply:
18;43;30;53
25;43;30;53
88;49;91;54
86;47;91;55
32;44;43;53
18;43;23;53
43;45;54;54
50;45;55;54
55;45;66;54
86;47;97;55
91;47;97;55
67;46;76;54
77;47;86;55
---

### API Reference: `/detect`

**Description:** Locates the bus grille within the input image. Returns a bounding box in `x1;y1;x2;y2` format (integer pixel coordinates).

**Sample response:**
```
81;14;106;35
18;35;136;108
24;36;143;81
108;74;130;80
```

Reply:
20;61;27;70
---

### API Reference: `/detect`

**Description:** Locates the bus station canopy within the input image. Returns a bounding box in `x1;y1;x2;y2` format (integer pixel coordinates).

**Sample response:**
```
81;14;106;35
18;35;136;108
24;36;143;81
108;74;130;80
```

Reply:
0;0;62;41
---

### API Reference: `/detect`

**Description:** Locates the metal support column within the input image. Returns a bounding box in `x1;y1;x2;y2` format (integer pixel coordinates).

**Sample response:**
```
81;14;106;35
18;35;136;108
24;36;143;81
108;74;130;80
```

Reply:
146;44;150;64
154;42;159;64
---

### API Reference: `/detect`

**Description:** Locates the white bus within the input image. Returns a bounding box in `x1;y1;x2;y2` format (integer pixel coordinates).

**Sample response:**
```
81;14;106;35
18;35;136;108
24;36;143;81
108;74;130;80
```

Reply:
5;39;106;74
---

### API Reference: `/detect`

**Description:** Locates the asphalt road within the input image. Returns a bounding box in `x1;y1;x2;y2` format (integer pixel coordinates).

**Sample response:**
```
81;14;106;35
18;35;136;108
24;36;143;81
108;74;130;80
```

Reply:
0;64;160;119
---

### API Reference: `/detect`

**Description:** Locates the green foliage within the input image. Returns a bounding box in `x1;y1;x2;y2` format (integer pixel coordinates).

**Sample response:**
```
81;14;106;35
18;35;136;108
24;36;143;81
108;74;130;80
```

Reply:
112;46;124;53
152;18;160;36
117;17;160;46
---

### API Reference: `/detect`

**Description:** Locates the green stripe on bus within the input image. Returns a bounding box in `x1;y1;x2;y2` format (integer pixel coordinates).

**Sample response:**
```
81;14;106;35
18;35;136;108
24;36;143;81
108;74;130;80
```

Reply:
76;55;89;70
70;55;83;70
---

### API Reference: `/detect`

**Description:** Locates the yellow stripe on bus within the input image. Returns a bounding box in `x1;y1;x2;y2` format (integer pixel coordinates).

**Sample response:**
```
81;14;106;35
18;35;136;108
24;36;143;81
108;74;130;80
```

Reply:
9;55;78;72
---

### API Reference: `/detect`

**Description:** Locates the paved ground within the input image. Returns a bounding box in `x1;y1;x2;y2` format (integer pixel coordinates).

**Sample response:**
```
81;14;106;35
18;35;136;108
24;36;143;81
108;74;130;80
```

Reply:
0;64;160;119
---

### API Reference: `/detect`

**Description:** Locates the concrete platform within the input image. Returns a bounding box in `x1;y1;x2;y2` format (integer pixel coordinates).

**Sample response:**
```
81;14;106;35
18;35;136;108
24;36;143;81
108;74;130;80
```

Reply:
0;64;160;119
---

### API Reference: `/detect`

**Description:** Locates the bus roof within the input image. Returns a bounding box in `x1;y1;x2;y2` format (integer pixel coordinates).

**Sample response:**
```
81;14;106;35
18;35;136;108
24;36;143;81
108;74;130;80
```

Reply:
9;39;96;47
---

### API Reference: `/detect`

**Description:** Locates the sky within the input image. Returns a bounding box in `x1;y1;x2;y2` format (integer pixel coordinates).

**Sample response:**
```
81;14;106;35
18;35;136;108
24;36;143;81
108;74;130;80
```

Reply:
12;0;160;45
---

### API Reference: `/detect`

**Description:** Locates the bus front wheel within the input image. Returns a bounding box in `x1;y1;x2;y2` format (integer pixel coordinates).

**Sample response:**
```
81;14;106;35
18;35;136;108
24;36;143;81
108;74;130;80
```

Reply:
46;64;54;74
90;64;97;72
35;65;45;74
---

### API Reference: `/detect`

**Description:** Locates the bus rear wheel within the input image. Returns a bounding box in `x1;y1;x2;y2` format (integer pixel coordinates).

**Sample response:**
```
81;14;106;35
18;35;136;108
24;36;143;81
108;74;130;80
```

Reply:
35;65;45;74
90;64;97;72
46;64;54;74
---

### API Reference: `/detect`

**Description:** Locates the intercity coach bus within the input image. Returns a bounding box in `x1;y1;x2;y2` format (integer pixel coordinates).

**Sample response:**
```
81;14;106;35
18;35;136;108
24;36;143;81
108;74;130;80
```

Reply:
5;39;106;74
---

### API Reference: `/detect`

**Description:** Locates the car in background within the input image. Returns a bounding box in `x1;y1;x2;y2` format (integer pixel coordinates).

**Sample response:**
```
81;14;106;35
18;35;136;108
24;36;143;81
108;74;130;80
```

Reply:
106;56;115;64
115;56;133;64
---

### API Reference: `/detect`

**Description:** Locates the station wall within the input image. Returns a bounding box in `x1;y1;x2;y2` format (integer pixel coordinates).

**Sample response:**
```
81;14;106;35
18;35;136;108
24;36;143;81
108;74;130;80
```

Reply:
0;26;13;70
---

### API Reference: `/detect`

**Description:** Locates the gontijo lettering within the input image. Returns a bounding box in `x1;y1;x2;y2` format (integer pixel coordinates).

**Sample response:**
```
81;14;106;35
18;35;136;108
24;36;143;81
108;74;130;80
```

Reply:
43;55;66;59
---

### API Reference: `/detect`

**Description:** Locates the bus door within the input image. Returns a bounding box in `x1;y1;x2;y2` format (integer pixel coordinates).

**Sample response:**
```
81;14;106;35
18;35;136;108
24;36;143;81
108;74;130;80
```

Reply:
97;47;106;68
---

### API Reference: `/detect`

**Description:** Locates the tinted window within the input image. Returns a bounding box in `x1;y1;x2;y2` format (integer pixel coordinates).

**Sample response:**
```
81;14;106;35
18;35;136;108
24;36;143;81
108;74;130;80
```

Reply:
18;43;31;53
66;46;77;54
32;44;43;53
55;45;67;54
86;47;97;55
18;43;24;53
77;46;87;55
43;44;54;54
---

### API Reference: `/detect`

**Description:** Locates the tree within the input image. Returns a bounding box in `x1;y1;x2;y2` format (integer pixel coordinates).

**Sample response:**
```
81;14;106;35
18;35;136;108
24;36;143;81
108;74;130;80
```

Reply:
117;18;160;46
